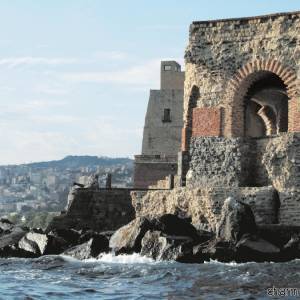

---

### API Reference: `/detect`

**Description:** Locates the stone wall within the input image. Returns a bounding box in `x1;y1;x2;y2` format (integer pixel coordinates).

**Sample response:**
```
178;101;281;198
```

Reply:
258;133;300;191
187;136;252;187
279;188;300;225
187;133;300;190
48;188;135;232
131;186;279;230
182;11;300;143
133;155;177;189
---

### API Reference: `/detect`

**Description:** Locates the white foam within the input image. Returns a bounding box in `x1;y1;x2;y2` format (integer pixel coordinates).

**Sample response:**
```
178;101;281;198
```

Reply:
93;253;155;264
204;259;244;266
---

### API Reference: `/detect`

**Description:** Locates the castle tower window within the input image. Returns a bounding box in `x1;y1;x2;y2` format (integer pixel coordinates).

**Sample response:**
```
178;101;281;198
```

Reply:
162;108;171;122
164;65;172;71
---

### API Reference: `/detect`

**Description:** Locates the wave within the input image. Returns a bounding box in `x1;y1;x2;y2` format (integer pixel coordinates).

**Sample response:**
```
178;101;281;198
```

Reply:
204;259;256;266
89;253;155;264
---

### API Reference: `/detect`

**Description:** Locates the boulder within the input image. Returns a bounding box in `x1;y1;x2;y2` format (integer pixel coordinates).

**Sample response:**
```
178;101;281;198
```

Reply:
0;226;32;257
63;235;109;260
18;231;66;256
153;214;200;241
281;235;300;261
200;239;236;262
236;234;280;262
141;230;194;263
0;218;14;234
109;217;152;254
48;228;81;247
216;197;257;243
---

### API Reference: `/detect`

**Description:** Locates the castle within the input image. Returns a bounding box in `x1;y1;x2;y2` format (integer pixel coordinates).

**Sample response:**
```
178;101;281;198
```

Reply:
51;11;300;233
133;11;300;228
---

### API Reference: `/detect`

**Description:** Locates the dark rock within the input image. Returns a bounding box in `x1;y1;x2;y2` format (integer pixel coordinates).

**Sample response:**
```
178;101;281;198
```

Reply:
257;225;300;247
216;197;257;243
109;217;153;254
236;234;280;262
99;230;115;240
154;214;200;241
201;239;236;262
32;228;44;234
281;235;300;260
0;226;31;258
63;235;109;260
48;228;81;247
0;219;14;234
141;230;194;263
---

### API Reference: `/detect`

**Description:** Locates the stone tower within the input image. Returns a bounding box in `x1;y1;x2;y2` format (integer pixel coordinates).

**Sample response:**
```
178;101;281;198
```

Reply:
134;61;184;188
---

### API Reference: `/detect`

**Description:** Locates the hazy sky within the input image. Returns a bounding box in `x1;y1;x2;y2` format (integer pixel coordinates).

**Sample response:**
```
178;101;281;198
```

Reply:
0;0;299;164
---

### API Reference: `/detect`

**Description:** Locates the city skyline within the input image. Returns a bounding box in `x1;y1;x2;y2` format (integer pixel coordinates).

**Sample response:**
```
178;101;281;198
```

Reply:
0;0;299;165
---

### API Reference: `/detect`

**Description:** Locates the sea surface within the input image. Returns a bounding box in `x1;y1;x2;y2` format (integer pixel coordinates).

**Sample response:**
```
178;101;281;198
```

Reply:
0;254;299;300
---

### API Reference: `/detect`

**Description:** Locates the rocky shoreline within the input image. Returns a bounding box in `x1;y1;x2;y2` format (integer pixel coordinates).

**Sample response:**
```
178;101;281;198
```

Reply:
1;197;299;263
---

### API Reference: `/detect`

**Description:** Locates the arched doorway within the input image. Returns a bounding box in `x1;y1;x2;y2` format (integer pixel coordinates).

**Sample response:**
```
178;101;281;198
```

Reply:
244;71;289;137
227;60;297;137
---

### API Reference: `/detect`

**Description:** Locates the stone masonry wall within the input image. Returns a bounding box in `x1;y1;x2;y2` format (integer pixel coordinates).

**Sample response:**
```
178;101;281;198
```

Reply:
188;133;300;190
134;155;177;189
131;186;279;230
142;89;183;156
183;11;300;140
48;188;135;232
187;136;252;187
279;188;300;225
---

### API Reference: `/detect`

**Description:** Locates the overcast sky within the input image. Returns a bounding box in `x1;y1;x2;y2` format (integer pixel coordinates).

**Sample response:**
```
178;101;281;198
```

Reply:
0;0;299;165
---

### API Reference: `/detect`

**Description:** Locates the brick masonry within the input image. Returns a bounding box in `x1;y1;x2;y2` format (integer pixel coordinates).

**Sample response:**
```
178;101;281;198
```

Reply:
192;107;221;137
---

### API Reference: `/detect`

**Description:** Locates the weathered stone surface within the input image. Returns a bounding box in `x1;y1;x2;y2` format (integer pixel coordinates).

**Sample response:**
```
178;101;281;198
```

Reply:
183;12;300;137
48;228;81;247
63;235;109;260
109;217;152;254
281;235;300;260
0;218;15;234
0;225;32;258
48;188;135;232
279;188;300;226
153;214;199;241
133;61;184;189
188;137;251;187
187;134;300;191
257;225;300;247
236;235;280;262
141;231;194;263
216;197;257;242
132;186;278;232
201;239;236;263
18;231;65;256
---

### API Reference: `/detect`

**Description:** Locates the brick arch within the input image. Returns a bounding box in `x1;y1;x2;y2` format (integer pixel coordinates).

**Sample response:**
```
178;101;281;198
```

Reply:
224;59;298;137
181;85;199;151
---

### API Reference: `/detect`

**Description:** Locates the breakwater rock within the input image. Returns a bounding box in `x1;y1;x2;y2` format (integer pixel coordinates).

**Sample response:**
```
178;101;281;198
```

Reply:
1;197;300;263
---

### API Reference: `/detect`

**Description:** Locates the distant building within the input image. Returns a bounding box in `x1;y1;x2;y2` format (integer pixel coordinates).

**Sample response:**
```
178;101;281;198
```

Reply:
134;61;184;188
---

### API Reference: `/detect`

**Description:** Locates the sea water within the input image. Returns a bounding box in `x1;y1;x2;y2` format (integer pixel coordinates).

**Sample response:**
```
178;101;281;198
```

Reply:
0;254;299;299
